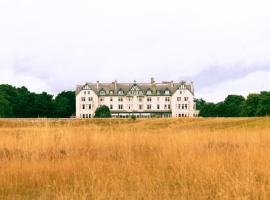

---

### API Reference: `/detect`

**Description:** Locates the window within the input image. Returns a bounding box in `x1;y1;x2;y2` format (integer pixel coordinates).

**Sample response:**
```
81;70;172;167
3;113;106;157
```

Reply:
110;97;113;102
82;104;85;109
177;97;181;101
84;91;86;95
85;114;88;118
164;104;167;109
118;90;124;95
118;97;123;102
138;97;143;102
146;90;152;95
109;90;114;95
165;90;170;95
180;91;182;94
100;90;106;95
128;97;132;102
168;105;171;109
81;97;86;102
89;104;92;109
139;105;143;110
165;97;170;102
147;104;151;110
147;97;152;102
156;90;160;95
82;114;85;118
157;104;160;110
100;97;104;102
128;105;131;110
185;104;188;109
110;105;113;110
184;97;189;101
88;91;90;94
178;104;181;109
118;104;123;110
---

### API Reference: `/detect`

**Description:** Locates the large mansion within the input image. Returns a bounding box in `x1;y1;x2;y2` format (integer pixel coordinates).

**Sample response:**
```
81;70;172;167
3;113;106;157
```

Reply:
76;78;199;118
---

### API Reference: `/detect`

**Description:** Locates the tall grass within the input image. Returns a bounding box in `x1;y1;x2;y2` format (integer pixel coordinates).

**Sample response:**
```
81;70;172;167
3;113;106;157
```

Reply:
0;118;270;199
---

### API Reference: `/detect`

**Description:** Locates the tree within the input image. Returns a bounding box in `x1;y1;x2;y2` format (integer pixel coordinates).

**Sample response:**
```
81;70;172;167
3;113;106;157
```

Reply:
256;92;270;116
199;103;217;117
240;93;260;117
94;105;111;118
31;92;54;117
0;94;13;117
195;98;206;111
54;91;75;118
222;95;245;117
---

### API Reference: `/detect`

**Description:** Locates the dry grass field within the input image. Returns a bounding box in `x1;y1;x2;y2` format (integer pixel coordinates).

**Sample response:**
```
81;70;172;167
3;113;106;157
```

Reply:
0;118;270;200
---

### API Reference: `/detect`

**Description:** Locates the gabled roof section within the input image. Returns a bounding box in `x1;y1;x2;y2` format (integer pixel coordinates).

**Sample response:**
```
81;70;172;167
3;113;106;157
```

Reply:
76;79;194;96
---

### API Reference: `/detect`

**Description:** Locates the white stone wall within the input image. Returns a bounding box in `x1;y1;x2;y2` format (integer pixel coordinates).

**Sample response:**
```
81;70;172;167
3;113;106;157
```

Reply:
76;88;98;118
76;85;197;118
171;88;195;117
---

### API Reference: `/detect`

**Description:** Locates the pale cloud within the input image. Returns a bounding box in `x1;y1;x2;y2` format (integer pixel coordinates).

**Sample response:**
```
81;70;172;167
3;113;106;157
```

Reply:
0;0;270;101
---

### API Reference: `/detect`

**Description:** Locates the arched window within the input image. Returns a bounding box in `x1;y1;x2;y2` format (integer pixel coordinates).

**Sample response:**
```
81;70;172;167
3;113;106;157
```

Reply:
146;90;152;95
118;90;124;95
99;90;106;95
164;90;170;95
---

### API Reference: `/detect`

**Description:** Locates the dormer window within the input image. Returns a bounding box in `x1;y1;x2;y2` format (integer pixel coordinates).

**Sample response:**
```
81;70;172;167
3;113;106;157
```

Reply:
146;90;152;95
109;90;114;95
156;90;160;95
118;90;124;95
99;90;106;95
164;90;170;95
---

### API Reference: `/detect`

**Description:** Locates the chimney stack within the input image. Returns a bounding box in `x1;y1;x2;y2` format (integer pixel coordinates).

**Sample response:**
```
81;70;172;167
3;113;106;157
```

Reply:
114;80;117;90
96;81;99;90
151;77;155;85
170;80;174;88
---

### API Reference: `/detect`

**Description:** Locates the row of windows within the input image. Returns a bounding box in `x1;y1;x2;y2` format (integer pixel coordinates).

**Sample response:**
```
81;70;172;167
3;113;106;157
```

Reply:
82;104;92;110
83;88;187;96
81;114;92;118
82;96;188;102
81;97;93;102
98;97;171;102
99;89;171;96
178;104;188;110
177;97;189;101
176;113;188;117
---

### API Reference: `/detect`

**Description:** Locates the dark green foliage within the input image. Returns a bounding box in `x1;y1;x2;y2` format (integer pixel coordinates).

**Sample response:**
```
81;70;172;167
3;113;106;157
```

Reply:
54;91;75;118
0;84;75;118
199;103;218;117
131;115;136;120
94;105;111;118
199;93;270;117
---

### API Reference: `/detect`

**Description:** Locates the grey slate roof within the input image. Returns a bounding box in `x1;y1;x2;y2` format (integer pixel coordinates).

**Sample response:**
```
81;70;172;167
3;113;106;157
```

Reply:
76;80;194;96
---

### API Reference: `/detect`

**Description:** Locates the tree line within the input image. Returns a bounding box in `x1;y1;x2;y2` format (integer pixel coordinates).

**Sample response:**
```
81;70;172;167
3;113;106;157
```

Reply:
0;84;75;118
0;84;270;118
196;92;270;117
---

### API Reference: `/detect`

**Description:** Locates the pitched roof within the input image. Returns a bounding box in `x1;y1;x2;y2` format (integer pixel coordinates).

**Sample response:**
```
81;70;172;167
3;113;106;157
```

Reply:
76;80;194;96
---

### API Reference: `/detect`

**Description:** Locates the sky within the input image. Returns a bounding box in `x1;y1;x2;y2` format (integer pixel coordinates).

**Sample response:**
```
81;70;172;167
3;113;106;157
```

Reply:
0;0;270;102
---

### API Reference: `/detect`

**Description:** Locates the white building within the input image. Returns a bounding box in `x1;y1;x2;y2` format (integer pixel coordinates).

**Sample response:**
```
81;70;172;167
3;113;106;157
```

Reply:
76;78;199;118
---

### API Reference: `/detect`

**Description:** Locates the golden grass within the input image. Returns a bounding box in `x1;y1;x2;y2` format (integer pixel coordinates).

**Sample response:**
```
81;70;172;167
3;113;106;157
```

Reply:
0;118;270;200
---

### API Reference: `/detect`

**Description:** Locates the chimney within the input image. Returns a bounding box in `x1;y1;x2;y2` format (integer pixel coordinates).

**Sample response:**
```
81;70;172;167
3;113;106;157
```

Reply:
96;81;99;90
151;77;155;85
114;80;117;90
170;80;174;88
190;81;194;93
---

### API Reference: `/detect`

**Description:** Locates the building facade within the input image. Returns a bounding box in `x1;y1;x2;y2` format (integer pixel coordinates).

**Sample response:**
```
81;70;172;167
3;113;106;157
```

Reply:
76;78;199;118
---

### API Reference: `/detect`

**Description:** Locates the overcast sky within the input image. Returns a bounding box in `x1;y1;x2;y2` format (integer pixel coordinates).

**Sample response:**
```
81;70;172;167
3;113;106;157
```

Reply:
0;0;270;102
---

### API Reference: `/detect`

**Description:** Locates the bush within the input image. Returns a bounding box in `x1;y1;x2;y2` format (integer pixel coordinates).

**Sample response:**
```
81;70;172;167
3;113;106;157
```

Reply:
94;105;111;118
131;115;136;120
